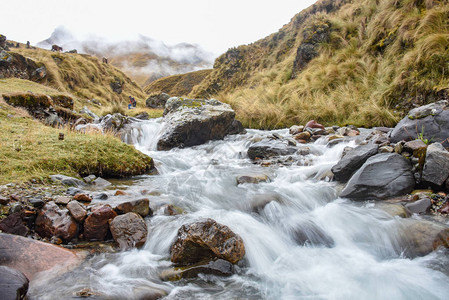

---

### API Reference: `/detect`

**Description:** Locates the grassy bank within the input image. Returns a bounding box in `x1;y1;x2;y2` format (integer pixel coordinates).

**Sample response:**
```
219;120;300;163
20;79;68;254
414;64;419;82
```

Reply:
0;98;154;184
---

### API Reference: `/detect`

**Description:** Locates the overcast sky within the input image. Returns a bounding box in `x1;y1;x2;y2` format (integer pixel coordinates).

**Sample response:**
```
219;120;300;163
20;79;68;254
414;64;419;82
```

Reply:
2;0;317;55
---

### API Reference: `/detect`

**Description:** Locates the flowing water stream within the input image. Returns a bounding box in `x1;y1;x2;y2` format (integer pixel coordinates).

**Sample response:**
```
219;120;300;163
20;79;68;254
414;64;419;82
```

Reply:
29;118;449;299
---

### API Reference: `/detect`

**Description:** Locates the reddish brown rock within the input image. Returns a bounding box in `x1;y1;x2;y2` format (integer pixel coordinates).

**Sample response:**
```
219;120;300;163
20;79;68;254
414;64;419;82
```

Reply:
73;193;92;202
171;218;245;266
66;200;87;222
0;213;28;236
35;202;77;241
55;196;71;205
0;233;82;280
83;205;117;241
305;120;325;130
293;131;311;141
109;213;147;250
115;190;127;196
116;198;151;217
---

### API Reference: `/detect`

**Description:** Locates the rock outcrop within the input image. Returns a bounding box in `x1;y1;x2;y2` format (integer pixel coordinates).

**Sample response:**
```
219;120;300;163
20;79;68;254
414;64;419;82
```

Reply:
171;218;245;266
157;98;243;150
340;153;415;200
146;92;170;109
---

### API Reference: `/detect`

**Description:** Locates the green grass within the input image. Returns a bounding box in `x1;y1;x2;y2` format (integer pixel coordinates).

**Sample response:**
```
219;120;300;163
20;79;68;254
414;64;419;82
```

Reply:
0;98;154;184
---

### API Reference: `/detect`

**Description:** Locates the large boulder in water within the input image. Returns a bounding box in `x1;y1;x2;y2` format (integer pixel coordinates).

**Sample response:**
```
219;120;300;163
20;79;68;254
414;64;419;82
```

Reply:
390;100;449;146
0;233;81;280
331;143;379;182
157;98;242;150
340;153;415;200
109;213;147;250
170;218;245;266
0;266;29;300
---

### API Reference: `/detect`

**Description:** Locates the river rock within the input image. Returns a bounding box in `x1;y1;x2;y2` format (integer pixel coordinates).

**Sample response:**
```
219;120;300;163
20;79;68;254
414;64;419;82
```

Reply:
73;193;92;202
109;213;147;250
160;259;234;281
236;174;270;184
171;218;245;266
331;144;379;182
50;174;86;187
305;120;325;130
292;221;335;247
0;266;29;300
289;125;304;135
0;213;28;236
340;153;415;200
35;202;77;241
247;139;297;160
66;200;87;222
404;198;431;214
157;98;240;150
83;204;117;241
422;143;449;186
0;233;81;280
390;100;449;146
115;198;150;217
401;219;449;257
375;203;411;218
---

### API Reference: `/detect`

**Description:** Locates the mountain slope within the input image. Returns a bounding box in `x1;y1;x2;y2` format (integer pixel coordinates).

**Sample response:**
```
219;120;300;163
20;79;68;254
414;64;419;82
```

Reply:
10;45;146;110
190;0;449;129
37;28;214;86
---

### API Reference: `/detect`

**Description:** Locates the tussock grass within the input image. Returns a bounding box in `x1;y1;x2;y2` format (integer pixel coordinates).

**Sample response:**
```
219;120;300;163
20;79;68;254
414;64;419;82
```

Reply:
190;0;449;129
0;99;154;184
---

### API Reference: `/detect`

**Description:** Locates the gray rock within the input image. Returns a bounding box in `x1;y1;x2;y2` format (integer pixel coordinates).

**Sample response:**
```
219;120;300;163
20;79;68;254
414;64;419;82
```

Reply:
109;213;147;250
379;146;394;153
66;187;84;196
247;139;297;160
79;106;99;121
157;98;240;150
93;192;108;200
0;266;29;300
145;93;170;109
50;175;86;187
422;143;449;186
390;100;449;146
340;153;415;200
291;221;334;247
405;198;431;214
331;144;379;182
83;175;96;183
30;198;45;208
92;177;112;188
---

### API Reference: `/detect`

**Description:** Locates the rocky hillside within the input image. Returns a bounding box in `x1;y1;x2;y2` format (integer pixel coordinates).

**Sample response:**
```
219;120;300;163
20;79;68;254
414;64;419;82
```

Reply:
37;28;214;86
189;0;449;129
1;39;146;109
143;69;212;97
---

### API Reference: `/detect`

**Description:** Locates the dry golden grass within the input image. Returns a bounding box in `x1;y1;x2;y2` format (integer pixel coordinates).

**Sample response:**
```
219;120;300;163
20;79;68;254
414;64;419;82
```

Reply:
190;0;449;129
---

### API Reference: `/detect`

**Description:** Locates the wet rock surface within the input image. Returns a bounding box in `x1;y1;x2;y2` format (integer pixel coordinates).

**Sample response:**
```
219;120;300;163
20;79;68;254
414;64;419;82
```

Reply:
340;153;415;200
157;98;241;150
160;259;234;281
109;212;147;250
331;144;379;182
171;218;245;266
83;204;117;241
115;198;150;217
0;266;29;300
35;202;77;241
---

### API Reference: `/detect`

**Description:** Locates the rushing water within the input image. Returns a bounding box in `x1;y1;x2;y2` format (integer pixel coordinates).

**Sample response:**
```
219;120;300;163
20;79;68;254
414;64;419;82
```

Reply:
30;118;449;299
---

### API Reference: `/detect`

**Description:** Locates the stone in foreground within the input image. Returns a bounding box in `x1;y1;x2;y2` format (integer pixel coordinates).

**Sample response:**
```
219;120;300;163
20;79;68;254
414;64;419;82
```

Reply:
157;98;242;150
340;153;415;200
0;266;29;300
109;213;147;250
171;218;245;266
422;142;449;186
35;202;77;241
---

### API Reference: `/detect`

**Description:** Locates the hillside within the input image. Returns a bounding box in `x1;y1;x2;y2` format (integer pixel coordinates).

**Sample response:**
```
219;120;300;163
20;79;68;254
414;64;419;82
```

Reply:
37;28;214;86
190;0;449;129
2;42;146;112
144;69;212;96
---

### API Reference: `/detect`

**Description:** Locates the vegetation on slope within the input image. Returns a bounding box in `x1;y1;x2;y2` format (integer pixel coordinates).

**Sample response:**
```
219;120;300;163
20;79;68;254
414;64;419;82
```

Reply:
11;45;146;111
190;0;449;129
0;96;154;184
144;69;212;96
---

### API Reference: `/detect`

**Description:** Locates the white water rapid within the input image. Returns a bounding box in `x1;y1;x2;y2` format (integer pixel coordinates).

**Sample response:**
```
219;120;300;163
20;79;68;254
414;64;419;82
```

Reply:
29;118;449;300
